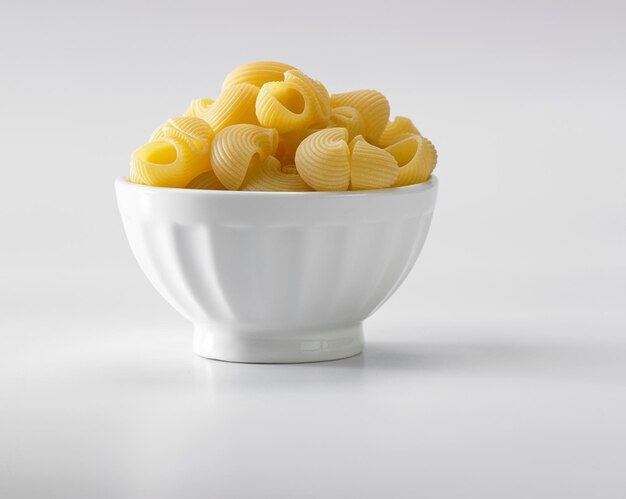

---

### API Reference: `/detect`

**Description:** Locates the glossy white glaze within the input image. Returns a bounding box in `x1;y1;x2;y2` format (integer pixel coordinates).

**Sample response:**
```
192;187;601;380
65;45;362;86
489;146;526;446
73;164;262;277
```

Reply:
115;177;438;362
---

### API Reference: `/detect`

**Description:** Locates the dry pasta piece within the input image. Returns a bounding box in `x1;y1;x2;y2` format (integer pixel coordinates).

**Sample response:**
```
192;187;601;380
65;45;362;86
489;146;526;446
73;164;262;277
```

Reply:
349;135;399;190
308;76;332;126
186;169;226;190
256;70;330;133
150;116;215;148
281;165;299;175
241;156;313;192
185;84;259;133
184;98;214;119
211;124;279;190
275;129;318;166
222;61;296;89
130;117;213;188
385;134;437;186
295;127;350;191
130;139;209;188
330;90;389;143
377;116;420;147
328;106;365;141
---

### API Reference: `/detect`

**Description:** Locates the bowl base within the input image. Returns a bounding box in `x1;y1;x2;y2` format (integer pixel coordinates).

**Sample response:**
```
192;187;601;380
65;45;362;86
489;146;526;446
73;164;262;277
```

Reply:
193;322;364;364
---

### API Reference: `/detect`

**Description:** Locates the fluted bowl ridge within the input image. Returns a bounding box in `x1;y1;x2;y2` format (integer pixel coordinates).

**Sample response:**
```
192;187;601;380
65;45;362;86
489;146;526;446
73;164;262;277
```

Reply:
115;176;438;363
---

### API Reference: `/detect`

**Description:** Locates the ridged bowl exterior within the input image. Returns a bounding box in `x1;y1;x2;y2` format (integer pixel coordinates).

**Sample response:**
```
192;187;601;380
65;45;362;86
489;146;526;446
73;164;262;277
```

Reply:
115;177;438;362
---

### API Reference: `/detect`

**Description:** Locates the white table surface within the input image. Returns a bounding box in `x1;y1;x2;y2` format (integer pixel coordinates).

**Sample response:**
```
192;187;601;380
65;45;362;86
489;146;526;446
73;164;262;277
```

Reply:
2;265;625;499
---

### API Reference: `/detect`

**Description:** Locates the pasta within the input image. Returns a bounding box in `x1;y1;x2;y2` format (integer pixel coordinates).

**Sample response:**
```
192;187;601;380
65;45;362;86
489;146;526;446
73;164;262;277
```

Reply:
222;61;295;89
130;117;213;188
377;116;420;147
295;128;351;191
275;129;318;166
184;98;214;120
187;169;226;190
211;124;279;190
328;106;365;141
256;70;330;133
185;83;259;133
349;135;399;190
330;90;390;143
385;134;437;186
241;156;313;192
151;116;215;147
129;61;439;191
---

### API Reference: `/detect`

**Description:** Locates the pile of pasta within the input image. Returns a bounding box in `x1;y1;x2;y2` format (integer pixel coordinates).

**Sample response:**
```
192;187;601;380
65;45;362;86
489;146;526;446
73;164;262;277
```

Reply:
130;61;437;191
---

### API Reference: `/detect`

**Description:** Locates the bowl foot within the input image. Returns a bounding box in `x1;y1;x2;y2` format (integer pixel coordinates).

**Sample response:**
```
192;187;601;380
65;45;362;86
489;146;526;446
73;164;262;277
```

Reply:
193;322;364;364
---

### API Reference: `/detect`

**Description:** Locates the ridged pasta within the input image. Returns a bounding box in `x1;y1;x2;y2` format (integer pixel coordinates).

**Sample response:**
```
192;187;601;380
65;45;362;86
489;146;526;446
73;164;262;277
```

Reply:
211;124;279;190
328;106;365;141
185;84;259;133
129;61;439;192
275;129;318;166
186;169;226;190
130;139;210;188
222;61;296;89
130;117;213;188
349;136;399;190
150;116;215;149
241;156;313;192
295;128;350;191
308;76;331;126
330;90;390;142
256;70;331;133
385;134;437;186
377;116;420;147
184;98;214;119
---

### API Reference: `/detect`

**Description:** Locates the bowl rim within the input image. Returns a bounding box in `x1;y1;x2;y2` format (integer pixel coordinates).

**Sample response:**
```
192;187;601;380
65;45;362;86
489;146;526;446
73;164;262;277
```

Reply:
115;175;438;199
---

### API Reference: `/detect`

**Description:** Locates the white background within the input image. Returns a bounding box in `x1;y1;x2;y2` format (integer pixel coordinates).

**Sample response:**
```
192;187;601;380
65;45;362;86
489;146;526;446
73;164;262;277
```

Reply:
1;1;625;497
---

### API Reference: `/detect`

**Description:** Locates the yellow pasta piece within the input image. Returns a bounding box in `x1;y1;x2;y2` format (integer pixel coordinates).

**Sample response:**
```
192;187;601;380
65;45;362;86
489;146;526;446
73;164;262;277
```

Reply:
295;127;350;191
150;116;215;149
330;90;390;143
275;129;318;166
184;98;214;119
308;76;331;126
256;70;330;133
211;124;279;190
385;134;437;186
130;139;209;188
185;84;259;133
186;169;226;190
328;106;365;141
241;156;313;192
222;61;296;89
349;136;399;190
130;116;214;188
377;116;420;147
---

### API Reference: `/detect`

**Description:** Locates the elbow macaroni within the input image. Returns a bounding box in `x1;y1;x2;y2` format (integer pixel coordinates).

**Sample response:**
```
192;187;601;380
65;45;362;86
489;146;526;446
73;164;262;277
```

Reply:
187;169;226;190
330;90;390;143
211;124;279;190
328;106;365;141
241;156;313;192
129;61;437;191
295;128;351;191
222;61;295;89
377;116;420;147
256;70;330;133
385;134;437;186
131;117;214;188
349;135;399;190
185;84;259;133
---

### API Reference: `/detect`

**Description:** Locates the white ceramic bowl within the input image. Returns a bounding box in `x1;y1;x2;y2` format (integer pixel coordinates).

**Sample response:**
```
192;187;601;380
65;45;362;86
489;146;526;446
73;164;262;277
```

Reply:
115;176;438;363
